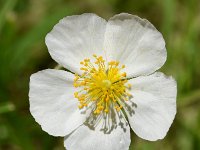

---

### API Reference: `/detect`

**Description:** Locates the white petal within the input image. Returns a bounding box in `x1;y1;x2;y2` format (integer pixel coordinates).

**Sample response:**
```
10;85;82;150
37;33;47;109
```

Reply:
45;13;107;74
126;72;177;141
29;69;87;136
104;13;167;77
64;112;130;150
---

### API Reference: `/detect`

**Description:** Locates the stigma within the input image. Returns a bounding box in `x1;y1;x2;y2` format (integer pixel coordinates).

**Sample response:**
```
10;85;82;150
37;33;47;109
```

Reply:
73;54;132;115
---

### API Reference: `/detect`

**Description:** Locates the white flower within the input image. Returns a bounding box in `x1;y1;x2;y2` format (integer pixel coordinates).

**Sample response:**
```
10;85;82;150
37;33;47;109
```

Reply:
29;13;177;150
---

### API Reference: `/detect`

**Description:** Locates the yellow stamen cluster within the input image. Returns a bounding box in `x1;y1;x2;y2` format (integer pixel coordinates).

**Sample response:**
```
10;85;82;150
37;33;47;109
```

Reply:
73;55;132;115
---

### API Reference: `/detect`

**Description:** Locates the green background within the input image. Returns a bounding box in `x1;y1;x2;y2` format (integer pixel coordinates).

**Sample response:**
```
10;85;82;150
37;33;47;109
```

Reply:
0;0;200;149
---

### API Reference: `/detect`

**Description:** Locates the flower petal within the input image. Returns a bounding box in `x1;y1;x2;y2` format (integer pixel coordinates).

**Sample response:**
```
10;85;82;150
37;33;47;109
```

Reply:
45;13;107;74
29;69;88;136
104;13;166;77
64;112;130;150
126;72;177;141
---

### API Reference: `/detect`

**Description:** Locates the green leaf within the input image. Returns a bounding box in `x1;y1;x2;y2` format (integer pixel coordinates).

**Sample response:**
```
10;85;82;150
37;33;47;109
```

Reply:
0;102;15;114
0;0;17;33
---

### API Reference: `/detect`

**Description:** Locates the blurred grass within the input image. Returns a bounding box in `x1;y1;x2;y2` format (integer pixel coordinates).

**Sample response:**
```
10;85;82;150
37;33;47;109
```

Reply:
0;0;200;149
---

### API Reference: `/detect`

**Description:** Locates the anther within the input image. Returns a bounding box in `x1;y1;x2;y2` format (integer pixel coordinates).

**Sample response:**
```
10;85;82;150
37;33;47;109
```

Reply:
74;54;131;115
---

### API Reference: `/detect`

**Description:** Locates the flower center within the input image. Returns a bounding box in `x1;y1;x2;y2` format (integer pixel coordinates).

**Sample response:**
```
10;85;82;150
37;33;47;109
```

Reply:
73;54;132;115
102;80;112;88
